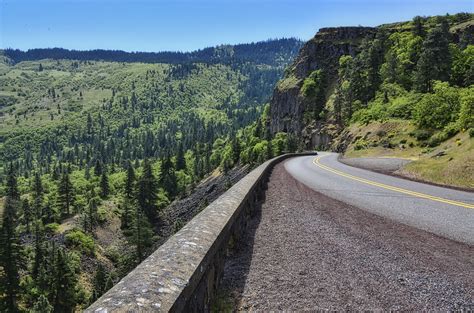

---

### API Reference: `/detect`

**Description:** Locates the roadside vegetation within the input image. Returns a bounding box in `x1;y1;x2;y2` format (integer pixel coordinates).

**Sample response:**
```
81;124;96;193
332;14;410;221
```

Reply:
299;13;473;188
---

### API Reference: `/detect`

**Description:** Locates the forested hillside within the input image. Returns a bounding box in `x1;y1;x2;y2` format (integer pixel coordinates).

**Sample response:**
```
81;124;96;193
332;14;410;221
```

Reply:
0;39;302;312
270;13;473;187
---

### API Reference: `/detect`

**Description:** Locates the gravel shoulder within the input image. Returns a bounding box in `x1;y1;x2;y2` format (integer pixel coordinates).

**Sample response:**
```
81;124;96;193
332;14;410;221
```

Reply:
219;161;474;311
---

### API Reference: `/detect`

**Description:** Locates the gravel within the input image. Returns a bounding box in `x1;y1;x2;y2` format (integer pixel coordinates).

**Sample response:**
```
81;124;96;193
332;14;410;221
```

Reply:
220;162;474;311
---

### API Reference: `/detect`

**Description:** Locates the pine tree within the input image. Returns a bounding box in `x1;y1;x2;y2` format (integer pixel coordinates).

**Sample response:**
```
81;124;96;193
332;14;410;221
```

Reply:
32;172;44;220
121;163;135;230
92;263;107;302
412;16;426;37
32;221;44;280
159;155;177;199
94;159;102;176
100;170;110;199
414;19;452;92
0;168;21;312
22;198;32;233
124;162;135;199
132;204;154;263
52;249;79;313
175;142;186;171
57;171;74;217
137;159;158;221
231;137;241;164
31;294;53;313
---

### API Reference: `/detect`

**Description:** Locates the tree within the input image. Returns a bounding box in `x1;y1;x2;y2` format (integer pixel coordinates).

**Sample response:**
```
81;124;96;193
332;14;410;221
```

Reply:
121;163;135;230
22;198;32;233
124;162;136;199
131;205;154;263
32;172;44;220
52;249;80;312
137;159;158;221
100;170;110;199
31;294;53;313
175;142;186;171
231;137;241;164
414;20;452;92
159;155;178;199
94;160;102;176
57;171;74;217
91;264;108;302
0;169;21;312
412;16;426;37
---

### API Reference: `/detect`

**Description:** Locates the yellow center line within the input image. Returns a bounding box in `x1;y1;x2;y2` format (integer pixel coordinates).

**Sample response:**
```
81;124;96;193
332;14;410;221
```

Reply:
312;155;474;210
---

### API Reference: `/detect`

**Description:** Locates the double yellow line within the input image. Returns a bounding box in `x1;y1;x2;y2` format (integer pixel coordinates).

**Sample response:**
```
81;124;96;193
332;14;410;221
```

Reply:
313;155;474;209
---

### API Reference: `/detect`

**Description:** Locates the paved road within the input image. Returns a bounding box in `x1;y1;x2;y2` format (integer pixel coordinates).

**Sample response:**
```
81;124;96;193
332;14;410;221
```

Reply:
284;152;474;245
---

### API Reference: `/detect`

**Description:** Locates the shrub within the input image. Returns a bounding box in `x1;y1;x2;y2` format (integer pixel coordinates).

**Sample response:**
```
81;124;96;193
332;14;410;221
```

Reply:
428;131;449;147
354;139;369;150
414;81;461;129
65;229;95;255
410;129;432;141
44;223;60;234
469;128;474;138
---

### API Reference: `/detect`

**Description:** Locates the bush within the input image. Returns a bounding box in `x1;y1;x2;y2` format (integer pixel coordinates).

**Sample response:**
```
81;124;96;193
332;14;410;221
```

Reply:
44;223;60;234
469;128;474;138
354;138;369;150
410;129;432;141
414;81;461;129
428;131;449;147
65;229;95;255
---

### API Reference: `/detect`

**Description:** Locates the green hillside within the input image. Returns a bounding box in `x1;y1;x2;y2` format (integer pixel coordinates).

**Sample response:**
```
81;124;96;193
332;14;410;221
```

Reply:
0;39;302;311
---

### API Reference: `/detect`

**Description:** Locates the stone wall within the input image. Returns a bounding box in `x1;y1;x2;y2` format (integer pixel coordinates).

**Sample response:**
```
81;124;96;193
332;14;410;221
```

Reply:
86;152;317;313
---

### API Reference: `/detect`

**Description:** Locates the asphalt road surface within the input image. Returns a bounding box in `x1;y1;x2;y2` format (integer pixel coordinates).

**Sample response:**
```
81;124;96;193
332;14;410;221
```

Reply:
284;152;474;245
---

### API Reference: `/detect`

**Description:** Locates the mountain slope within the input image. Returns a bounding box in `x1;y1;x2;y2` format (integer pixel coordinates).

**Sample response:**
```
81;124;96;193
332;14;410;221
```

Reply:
268;13;474;188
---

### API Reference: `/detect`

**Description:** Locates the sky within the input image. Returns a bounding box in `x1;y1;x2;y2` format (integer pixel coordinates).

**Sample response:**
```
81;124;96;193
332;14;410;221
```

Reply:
1;0;473;52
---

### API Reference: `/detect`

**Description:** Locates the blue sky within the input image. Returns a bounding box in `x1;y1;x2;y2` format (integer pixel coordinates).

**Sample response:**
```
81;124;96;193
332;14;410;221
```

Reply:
1;0;472;52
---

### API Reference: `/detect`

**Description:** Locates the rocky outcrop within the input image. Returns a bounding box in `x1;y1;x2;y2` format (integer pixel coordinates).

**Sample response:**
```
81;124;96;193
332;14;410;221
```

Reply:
269;27;376;139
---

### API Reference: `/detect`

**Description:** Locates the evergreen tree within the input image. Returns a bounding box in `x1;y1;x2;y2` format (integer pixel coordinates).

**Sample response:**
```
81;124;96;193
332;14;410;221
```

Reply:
52;249;79;313
159;155;178;199
0;169;21;312
31;294;53;313
57;171;74;217
414;19;452;92
100;170;110;199
94;160;102;176
91;264;107;302
124;162;135;199
412;16;426;37
136;159;158;221
231;137;241;163
32;221;44;280
175;142;186;171
32;172;44;220
22;198;32;233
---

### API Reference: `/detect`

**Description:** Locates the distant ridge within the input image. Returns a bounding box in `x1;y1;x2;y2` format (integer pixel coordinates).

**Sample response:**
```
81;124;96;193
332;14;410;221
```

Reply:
2;38;303;66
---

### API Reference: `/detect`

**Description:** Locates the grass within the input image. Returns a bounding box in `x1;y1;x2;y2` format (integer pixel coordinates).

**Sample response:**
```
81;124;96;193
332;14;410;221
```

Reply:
344;119;474;189
276;75;300;91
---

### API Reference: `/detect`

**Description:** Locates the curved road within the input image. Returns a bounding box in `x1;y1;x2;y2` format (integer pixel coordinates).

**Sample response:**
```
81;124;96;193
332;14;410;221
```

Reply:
285;152;474;245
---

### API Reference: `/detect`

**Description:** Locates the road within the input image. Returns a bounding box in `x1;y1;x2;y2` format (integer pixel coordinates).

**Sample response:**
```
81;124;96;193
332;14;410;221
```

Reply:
284;152;474;245
220;160;474;310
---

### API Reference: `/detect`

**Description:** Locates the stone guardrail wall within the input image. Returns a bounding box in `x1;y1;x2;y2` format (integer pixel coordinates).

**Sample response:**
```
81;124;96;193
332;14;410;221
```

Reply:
87;152;317;313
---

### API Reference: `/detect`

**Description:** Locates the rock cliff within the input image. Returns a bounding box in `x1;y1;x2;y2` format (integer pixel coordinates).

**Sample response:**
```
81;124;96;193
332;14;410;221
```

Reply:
269;27;376;139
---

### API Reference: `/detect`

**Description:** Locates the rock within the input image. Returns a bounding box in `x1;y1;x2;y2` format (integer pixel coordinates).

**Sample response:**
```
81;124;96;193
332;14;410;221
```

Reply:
432;151;446;158
269;27;376;139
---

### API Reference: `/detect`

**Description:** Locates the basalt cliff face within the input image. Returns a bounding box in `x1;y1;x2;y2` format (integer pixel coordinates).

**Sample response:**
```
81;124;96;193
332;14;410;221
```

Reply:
269;27;376;142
